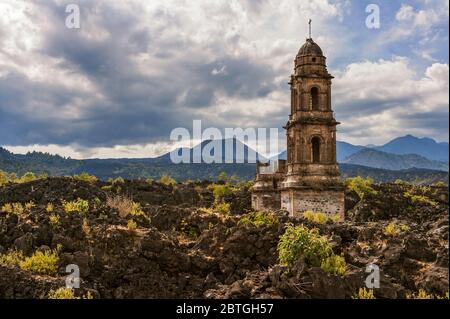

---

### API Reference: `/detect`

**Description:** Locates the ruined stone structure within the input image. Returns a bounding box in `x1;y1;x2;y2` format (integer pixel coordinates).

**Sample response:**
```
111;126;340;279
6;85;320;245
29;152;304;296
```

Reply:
252;37;345;219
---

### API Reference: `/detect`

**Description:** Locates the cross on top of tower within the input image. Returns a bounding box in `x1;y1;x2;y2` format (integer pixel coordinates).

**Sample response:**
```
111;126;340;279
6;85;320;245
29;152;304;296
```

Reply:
308;19;312;39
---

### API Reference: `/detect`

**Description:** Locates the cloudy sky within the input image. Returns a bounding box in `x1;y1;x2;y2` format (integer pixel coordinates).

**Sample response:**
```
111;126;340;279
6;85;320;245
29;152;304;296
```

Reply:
0;0;448;158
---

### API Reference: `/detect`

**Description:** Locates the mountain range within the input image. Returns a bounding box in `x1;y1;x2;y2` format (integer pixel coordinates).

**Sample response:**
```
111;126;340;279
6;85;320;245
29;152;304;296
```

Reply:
372;135;449;161
0;135;448;183
274;135;448;171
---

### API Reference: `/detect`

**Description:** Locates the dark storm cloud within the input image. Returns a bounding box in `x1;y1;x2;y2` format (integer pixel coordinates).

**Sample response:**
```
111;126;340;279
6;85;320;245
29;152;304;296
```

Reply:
334;97;413;118
401;111;450;134
0;0;278;147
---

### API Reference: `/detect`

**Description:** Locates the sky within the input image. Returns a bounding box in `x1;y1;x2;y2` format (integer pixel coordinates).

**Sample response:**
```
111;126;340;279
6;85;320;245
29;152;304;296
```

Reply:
0;0;448;159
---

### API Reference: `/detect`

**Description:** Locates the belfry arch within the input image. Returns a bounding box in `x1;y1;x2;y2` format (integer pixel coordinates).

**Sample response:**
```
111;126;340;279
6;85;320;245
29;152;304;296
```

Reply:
311;136;321;163
310;87;319;111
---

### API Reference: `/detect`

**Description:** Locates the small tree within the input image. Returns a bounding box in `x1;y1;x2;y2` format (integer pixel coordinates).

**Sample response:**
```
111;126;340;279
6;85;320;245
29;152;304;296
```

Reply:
278;224;332;269
159;174;176;186
344;176;377;198
0;170;8;186
19;172;36;183
74;172;98;183
277;223;347;275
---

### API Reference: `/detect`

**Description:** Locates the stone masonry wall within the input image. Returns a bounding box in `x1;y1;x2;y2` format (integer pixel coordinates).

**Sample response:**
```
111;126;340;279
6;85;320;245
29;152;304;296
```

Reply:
252;191;281;211
281;188;344;220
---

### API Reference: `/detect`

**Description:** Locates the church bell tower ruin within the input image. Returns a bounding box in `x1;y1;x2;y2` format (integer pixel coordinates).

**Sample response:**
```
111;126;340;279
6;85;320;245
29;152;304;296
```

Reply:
252;30;345;220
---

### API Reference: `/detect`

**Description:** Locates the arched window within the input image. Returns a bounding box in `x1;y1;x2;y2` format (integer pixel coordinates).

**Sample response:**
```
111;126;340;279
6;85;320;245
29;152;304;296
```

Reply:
310;87;319;111
311;137;320;163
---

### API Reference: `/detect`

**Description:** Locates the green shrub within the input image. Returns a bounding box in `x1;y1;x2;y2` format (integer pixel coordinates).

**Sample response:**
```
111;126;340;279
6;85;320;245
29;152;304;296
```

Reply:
0;170;9;186
0;250;25;265
432;181;447;187
19;248;59;275
277;223;347;275
49;214;60;227
303;211;328;224
384;222;409;237
407;289;449;299
73;172;98;183
302;211;341;224
48;287;93;299
131;202;145;216
400;224;410;232
159;174;176;186
127;219;137;231
113;177;125;184
344;176;377;199
238;211;278;227
210;183;234;203
1;247;60;276
48;287;77;299
46;203;54;213
19;172;37;183
353;288;375;299
218;171;228;182
62;198;89;214
1;202;25;216
218;172;237;183
93;197;102;209
8;172;18;183
320;254;346;275
278;224;332;269
213;202;230;215
25;201;35;211
384;223;399;237
403;191;437;206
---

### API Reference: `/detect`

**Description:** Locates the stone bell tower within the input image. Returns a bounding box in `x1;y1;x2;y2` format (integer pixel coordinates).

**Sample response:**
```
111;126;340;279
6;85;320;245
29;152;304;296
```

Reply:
280;36;344;219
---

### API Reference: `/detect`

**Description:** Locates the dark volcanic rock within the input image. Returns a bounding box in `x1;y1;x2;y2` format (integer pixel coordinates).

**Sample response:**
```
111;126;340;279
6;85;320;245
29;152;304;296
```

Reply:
0;178;448;299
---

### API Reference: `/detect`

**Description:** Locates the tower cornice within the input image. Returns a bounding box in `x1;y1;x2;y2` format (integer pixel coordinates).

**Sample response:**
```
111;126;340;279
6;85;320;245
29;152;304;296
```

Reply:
284;117;340;130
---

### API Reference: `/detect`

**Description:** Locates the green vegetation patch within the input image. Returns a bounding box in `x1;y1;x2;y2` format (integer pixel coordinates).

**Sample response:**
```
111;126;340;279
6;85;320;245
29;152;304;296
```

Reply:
352;288;375;299
238;211;279;227
73;172;98;183
404;190;437;206
277;223;346;275
62;198;89;214
0;247;60;276
48;287;93;299
302;210;340;224
344;176;377;199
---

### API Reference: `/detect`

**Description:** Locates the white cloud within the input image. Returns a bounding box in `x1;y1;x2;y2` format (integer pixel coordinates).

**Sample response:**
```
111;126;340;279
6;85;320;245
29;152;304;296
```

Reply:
396;3;443;28
333;58;449;145
0;0;447;158
4;142;176;159
396;4;415;21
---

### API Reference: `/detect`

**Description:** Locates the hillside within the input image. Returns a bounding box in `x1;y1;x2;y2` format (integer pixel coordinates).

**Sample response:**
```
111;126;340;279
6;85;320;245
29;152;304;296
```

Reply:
0;177;448;298
342;149;449;171
375;135;449;162
1;146;448;184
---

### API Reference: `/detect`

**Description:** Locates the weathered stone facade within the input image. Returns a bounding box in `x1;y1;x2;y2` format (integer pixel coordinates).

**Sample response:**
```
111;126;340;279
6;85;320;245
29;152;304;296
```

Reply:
252;37;345;220
252;160;286;211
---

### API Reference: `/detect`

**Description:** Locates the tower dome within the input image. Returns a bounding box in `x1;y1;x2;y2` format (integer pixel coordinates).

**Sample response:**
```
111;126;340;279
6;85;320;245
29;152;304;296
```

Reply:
298;38;323;56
